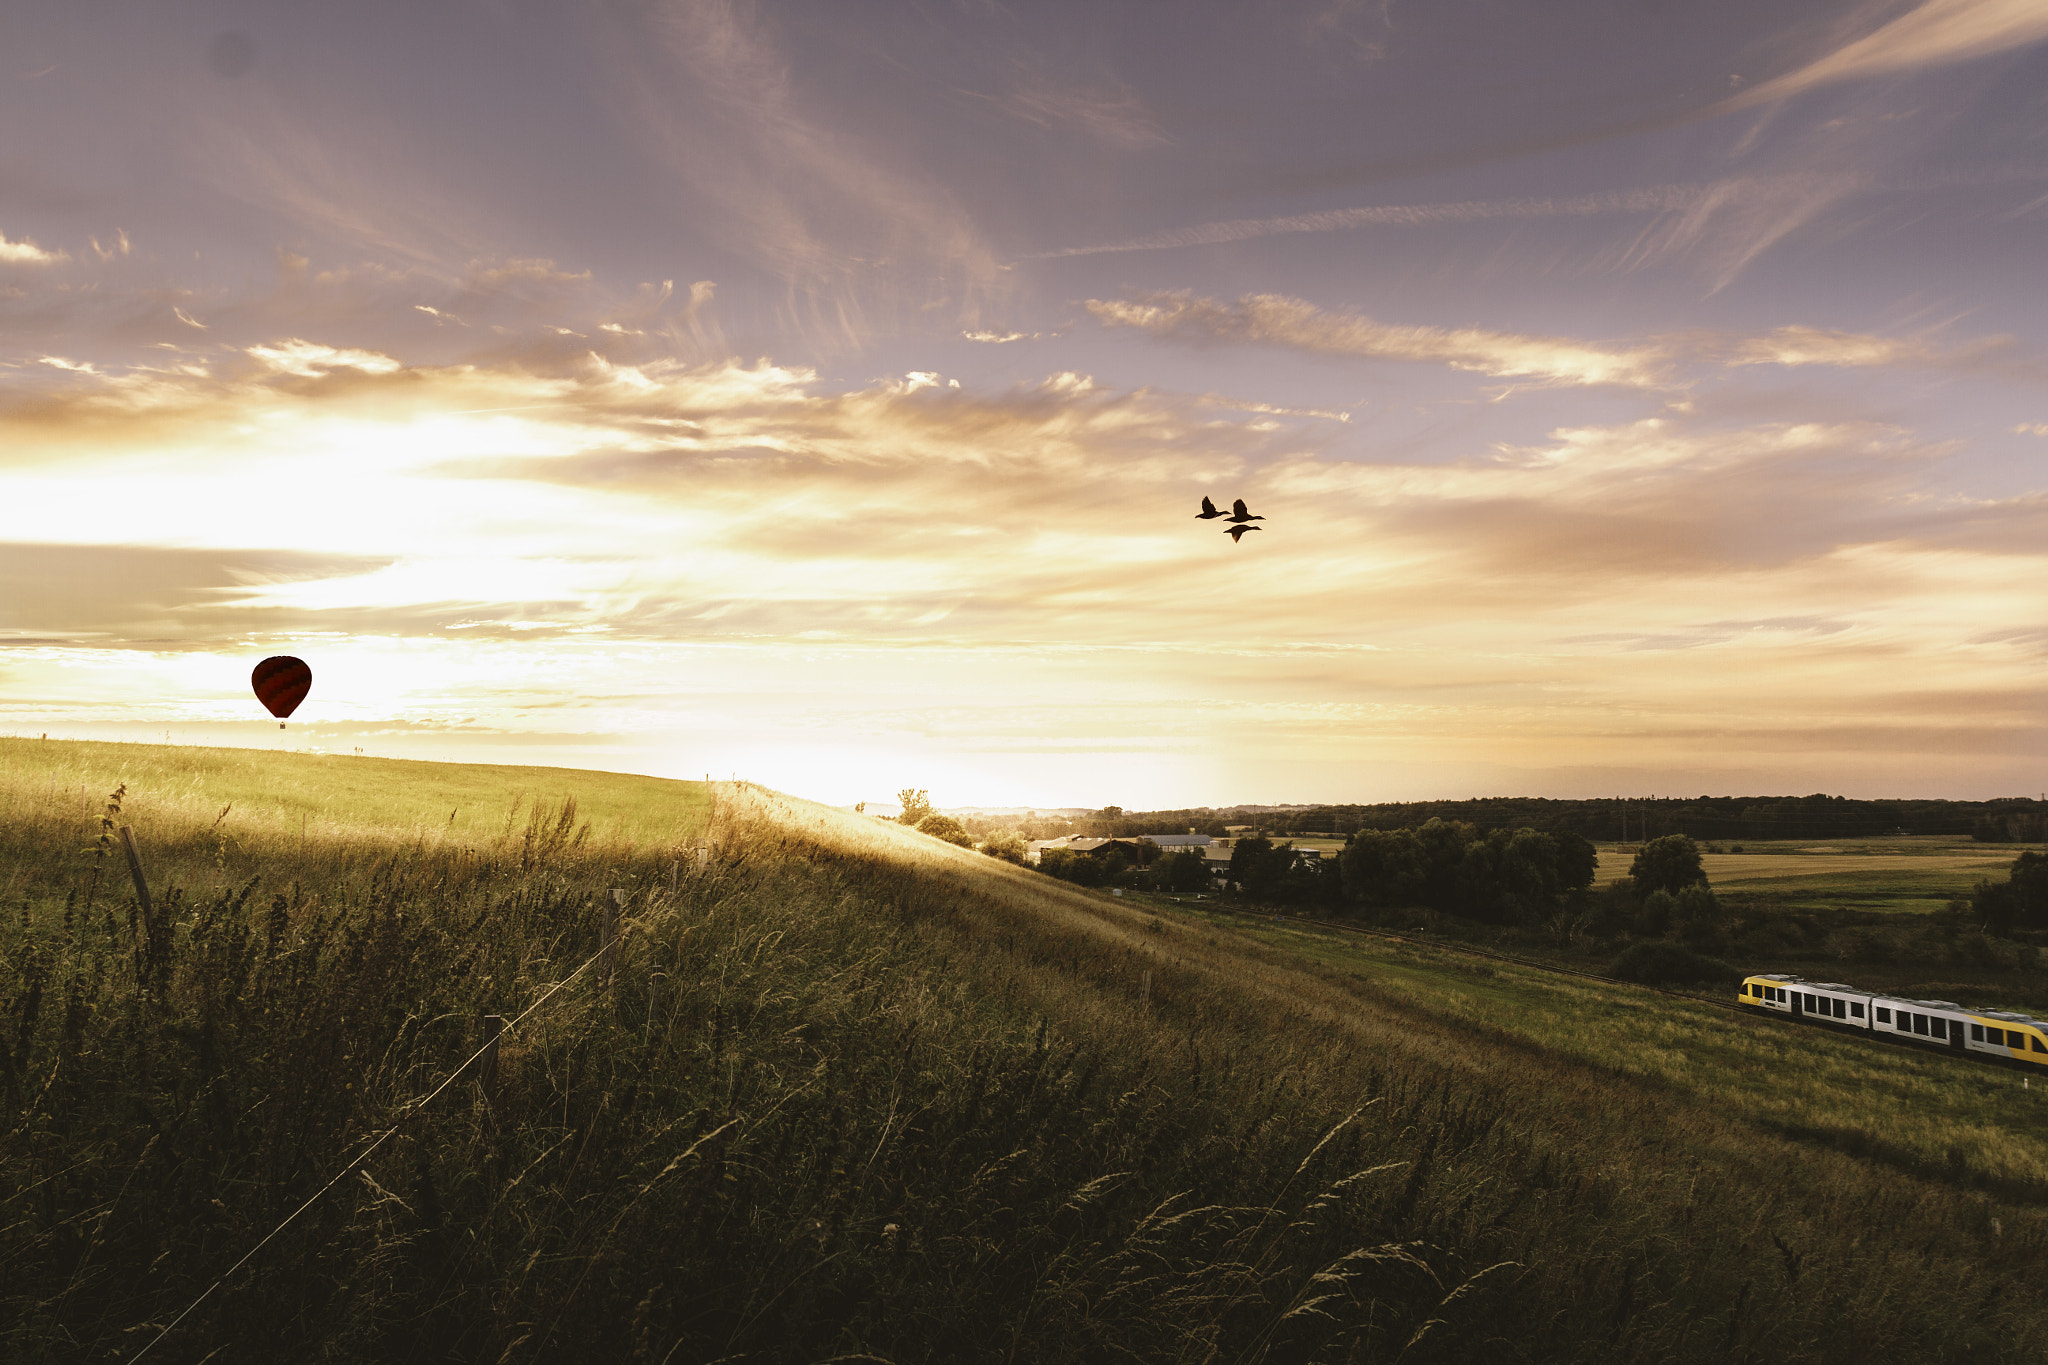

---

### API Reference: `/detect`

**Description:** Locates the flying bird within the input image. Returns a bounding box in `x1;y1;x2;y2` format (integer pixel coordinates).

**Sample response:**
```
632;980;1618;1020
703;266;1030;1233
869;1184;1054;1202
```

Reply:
1227;498;1264;523
1226;524;1260;543
1196;496;1227;519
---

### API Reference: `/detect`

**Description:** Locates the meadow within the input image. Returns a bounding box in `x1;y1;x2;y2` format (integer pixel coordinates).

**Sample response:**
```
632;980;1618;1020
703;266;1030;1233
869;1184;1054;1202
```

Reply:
5;738;2047;1362
1594;837;2013;915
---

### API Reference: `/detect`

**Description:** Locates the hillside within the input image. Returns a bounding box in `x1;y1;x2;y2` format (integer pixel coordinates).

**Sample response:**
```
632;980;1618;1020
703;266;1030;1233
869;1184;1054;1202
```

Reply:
4;739;2045;1363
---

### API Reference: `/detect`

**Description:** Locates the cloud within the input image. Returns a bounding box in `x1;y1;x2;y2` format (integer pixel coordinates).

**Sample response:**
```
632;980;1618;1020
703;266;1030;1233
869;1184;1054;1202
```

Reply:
1725;324;1953;369
984;78;1168;151
0;542;390;645
1088;292;1672;389
1044;184;1710;258
4;326;2045;798
1727;0;2048;110
245;339;402;378
0;233;67;266
591;0;1008;343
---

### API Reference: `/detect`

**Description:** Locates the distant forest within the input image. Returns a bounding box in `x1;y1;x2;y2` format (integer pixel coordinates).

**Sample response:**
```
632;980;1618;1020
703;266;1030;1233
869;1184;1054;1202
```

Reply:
1035;794;2048;844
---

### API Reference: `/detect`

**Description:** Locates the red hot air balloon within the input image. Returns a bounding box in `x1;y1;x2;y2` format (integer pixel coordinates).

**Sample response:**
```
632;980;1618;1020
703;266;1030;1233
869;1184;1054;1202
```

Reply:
252;656;312;728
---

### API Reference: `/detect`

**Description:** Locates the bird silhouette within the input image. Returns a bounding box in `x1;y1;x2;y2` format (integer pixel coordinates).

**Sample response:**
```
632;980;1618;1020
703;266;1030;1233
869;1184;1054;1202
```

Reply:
1225;524;1261;543
1196;496;1227;519
1226;498;1264;523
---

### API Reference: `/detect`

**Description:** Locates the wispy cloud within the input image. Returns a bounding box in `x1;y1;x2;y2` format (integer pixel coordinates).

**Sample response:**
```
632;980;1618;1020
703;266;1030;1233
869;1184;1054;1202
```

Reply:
593;0;1008;344
0;233;67;266
1727;0;2048;110
1087;292;1673;389
1043;184;1709;258
979;76;1168;151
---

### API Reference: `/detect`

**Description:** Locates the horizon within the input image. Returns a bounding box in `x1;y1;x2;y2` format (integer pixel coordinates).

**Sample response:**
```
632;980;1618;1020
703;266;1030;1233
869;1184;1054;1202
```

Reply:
5;3;2047;810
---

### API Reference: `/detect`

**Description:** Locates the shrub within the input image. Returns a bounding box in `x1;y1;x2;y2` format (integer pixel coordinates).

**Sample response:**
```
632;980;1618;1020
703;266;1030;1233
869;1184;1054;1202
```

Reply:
979;829;1028;863
915;813;974;847
1608;941;1740;987
1636;888;1678;938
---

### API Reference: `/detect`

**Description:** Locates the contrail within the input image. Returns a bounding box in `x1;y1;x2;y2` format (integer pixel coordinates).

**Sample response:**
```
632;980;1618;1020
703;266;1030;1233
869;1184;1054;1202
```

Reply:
1037;183;1713;259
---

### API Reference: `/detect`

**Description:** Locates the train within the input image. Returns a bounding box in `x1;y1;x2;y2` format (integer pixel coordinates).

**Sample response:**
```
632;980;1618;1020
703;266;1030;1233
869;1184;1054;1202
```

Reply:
1741;973;2048;1068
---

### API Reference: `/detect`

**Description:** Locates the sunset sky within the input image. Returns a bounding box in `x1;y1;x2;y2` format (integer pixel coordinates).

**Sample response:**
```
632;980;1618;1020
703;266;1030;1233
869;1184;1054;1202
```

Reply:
4;1;2047;810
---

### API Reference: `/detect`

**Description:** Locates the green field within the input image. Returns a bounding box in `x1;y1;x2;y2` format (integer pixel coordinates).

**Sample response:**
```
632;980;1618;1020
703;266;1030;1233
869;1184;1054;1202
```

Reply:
6;741;2047;1362
1139;901;2048;1196
1592;837;2017;914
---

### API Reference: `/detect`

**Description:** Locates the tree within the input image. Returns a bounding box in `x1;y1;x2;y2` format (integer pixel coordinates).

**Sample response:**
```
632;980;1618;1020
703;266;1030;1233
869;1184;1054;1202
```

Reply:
916;813;974;847
1629;835;1707;897
1038;848;1106;888
1973;850;2048;934
980;829;1028;863
1158;849;1211;892
1339;828;1428;908
897;789;933;826
1549;830;1599;896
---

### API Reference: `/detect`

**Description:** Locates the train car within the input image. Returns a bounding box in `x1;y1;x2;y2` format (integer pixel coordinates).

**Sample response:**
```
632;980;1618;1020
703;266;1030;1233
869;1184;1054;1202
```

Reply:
1740;972;2048;1068
1738;974;1874;1029
1869;993;2048;1064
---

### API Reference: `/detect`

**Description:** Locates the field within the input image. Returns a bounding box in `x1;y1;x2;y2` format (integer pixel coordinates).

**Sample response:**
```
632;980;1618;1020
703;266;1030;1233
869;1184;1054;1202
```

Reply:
6;739;2048;1362
1594;837;2017;915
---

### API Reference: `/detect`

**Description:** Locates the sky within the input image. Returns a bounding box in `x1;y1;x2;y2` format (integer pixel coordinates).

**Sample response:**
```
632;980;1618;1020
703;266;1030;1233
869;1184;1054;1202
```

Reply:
3;0;2047;811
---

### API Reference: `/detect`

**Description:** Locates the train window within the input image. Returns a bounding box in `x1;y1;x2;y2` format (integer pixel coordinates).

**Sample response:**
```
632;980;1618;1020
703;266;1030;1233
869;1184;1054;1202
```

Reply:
2033;1036;2046;1054
1932;1018;1948;1040
1876;1007;1891;1023
1833;1000;1847;1019
1896;1012;1909;1030
1974;1024;1988;1043
1851;1003;1863;1019
1912;1015;1928;1035
1986;1027;2003;1046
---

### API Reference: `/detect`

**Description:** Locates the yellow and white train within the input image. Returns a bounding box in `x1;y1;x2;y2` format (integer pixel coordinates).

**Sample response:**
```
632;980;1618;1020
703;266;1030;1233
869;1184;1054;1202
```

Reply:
1741;973;2048;1067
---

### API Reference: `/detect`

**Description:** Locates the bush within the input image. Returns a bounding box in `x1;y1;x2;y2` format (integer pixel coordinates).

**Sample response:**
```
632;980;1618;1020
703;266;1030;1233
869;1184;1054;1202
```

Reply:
916;813;975;847
1636;888;1677;938
979;829;1028;863
1608;941;1740;987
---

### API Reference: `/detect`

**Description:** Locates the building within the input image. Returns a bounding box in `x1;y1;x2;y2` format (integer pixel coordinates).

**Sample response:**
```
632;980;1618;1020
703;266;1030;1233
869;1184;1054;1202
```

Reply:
1024;836;1159;866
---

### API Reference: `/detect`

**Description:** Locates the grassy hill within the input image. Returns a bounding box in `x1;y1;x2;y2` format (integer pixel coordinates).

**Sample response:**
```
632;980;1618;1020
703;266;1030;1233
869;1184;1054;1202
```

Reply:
4;739;2045;1362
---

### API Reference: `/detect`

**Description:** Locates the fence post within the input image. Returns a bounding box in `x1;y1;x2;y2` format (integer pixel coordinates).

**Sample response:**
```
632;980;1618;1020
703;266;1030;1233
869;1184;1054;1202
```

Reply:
1141;970;1151;1009
118;826;157;971
646;972;667;1048
479;1014;504;1104
602;889;623;986
694;844;709;873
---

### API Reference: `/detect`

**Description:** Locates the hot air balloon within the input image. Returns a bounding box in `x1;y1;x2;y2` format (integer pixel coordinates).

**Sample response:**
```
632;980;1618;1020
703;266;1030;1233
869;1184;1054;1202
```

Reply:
252;656;312;728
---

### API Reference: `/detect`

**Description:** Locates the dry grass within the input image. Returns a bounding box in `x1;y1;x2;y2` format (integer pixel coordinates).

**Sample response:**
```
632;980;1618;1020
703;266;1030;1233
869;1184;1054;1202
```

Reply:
5;743;2048;1362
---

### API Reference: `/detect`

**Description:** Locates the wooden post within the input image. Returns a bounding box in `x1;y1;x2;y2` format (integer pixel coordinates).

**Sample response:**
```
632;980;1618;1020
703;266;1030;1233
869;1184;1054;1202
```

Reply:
1141;970;1151;1009
480;1014;504;1103
694;844;709;873
646;972;667;1048
602;889;623;985
118;826;155;946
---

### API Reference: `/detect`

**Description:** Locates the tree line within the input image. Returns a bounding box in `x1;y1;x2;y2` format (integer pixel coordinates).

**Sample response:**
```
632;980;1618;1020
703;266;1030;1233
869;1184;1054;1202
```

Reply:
1039;794;2048;843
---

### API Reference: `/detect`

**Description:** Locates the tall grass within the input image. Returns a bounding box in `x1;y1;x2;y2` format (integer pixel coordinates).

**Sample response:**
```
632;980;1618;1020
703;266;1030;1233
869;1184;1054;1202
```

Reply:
3;742;2046;1361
